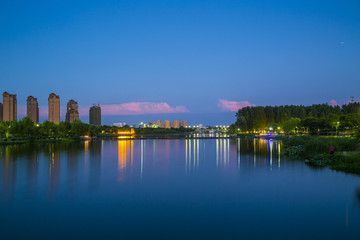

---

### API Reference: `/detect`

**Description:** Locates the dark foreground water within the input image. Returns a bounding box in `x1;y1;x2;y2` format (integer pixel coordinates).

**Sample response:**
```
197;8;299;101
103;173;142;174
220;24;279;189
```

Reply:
1;139;359;239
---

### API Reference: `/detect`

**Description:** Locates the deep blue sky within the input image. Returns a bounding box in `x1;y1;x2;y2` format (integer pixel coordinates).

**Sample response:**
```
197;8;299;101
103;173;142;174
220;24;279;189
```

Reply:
1;0;359;125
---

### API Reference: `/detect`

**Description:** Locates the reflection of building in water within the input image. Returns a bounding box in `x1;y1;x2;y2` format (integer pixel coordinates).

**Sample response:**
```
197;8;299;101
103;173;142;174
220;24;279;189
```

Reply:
215;138;229;168
88;141;102;190
117;140;134;181
48;144;60;196
25;147;38;196
67;143;80;194
1;146;17;200
185;139;200;173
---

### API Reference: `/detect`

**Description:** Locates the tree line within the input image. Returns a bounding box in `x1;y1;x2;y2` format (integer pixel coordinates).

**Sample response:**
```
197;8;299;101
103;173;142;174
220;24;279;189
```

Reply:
229;102;360;134
0;118;103;139
0;117;195;139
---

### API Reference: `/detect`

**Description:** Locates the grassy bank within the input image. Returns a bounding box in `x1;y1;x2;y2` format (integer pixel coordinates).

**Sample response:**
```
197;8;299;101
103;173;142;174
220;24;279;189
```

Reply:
282;135;360;175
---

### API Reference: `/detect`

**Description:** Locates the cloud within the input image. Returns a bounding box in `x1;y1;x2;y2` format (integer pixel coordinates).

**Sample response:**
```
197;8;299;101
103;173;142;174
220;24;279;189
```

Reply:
329;99;338;106
16;102;188;118
217;99;256;112
81;102;189;116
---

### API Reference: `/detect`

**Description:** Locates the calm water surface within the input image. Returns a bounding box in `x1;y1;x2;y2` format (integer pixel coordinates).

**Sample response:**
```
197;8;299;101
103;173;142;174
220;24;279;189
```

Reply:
1;139;359;239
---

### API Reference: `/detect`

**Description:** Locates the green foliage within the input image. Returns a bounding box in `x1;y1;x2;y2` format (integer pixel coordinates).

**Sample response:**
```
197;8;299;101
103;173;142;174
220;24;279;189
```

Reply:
135;127;193;135
0;118;93;140
233;102;360;133
70;120;90;136
38;121;58;136
283;118;301;134
283;136;358;159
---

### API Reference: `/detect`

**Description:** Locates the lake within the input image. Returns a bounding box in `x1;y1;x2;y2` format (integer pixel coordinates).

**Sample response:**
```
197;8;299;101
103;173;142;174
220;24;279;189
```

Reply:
1;138;359;239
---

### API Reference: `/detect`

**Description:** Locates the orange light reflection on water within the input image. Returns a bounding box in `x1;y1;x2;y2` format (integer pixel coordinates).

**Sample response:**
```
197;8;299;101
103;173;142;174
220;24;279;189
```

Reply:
117;140;134;181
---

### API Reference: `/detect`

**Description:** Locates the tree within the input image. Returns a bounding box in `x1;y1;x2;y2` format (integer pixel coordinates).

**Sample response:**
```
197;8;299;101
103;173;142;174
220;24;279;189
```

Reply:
58;122;71;137
283;118;301;134
38;121;58;136
70;120;89;136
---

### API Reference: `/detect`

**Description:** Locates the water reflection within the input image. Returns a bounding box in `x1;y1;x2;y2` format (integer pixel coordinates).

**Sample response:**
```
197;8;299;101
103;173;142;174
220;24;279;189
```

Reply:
215;139;230;167
117;140;134;181
88;141;102;190
356;188;360;207
1;145;17;200
0;138;285;194
0;139;359;239
48;144;60;197
185;139;201;173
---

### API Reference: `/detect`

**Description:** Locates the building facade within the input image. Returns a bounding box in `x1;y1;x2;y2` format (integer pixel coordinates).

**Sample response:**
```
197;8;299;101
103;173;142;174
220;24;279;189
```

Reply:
27;96;39;124
48;93;60;124
66;99;79;123
165;120;170;128
3;92;17;121
89;105;101;125
174;120;180;128
0;103;2;121
181;120;187;128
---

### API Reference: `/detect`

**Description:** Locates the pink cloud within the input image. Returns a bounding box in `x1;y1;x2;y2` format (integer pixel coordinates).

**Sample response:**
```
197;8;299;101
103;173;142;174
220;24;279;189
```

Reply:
217;99;256;112
80;102;189;116
329;99;338;106
17;102;189;118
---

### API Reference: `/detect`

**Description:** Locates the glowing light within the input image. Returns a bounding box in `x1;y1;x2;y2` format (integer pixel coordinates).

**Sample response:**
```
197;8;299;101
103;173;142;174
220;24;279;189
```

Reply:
117;128;135;135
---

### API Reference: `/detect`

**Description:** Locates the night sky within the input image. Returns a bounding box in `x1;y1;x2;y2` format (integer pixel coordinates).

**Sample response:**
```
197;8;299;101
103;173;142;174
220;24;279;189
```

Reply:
1;0;359;125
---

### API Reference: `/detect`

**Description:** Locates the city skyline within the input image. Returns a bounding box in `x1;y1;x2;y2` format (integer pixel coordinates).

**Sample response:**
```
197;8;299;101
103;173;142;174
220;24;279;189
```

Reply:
1;0;359;125
0;90;358;126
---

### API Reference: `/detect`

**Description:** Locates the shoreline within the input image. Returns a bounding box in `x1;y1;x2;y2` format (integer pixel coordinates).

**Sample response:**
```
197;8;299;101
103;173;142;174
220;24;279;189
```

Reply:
281;135;360;175
0;133;279;145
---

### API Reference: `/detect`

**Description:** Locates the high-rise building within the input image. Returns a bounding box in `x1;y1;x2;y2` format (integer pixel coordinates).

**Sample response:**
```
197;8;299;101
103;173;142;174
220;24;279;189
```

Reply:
174;120;180;128
182;120;187;128
48;93;60;124
0;103;2;121
66;99;79;123
165;120;170;128
27;96;39;124
2;92;17;121
89;105;101;125
156;120;162;127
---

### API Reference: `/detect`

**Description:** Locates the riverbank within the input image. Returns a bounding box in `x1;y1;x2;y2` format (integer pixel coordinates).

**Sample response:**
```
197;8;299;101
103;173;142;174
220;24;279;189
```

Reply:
0;137;81;145
281;135;360;175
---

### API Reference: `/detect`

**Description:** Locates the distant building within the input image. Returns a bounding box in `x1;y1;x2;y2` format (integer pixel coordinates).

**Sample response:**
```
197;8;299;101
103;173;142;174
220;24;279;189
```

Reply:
114;123;127;128
181;120;187;128
90;105;101;125
3;92;17;121
48;93;60;124
66;99;79;123
156;120;162;127
154;119;186;128
0;103;2;121
174;120;179;128
27;96;39;124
